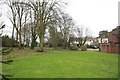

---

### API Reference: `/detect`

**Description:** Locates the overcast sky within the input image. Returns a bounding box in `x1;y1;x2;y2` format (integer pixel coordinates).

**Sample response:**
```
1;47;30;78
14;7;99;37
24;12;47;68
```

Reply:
65;0;119;37
0;0;119;37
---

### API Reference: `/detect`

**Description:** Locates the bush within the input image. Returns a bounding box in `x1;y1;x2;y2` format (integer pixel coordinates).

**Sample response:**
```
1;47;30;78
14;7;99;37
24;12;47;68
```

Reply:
2;37;18;47
37;48;44;52
70;45;79;51
80;45;87;51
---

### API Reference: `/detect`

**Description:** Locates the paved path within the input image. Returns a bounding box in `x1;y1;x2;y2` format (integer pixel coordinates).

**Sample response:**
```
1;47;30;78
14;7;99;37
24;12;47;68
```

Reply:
87;49;99;51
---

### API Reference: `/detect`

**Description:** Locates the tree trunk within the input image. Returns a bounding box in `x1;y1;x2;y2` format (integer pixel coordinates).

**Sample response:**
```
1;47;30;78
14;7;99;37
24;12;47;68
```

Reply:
39;32;44;52
31;36;35;49
23;33;25;49
12;27;14;39
82;37;87;45
26;38;29;47
18;20;22;49
68;38;71;48
30;26;36;49
19;32;22;49
63;39;67;49
100;37;102;43
31;41;34;49
16;31;18;47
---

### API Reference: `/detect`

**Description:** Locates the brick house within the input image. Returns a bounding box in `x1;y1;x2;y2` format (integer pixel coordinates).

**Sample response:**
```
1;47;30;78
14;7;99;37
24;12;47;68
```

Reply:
100;26;120;54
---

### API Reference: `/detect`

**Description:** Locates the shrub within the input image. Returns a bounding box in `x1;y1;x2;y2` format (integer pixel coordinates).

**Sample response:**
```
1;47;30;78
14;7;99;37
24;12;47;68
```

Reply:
37;48;44;52
2;38;18;47
80;45;87;51
70;44;79;51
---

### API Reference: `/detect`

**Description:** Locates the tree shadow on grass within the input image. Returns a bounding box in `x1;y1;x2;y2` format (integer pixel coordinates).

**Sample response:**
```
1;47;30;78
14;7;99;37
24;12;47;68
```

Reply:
0;74;13;80
1;60;14;80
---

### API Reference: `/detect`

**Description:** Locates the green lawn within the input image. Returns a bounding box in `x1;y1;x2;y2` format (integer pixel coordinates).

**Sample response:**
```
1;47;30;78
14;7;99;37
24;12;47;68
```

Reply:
2;49;118;78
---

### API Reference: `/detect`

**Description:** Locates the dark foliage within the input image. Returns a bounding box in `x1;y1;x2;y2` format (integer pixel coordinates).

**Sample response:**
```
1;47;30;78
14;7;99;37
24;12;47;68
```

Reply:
2;36;18;47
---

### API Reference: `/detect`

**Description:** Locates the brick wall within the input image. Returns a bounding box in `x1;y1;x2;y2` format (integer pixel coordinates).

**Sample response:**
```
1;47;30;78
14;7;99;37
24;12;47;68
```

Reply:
100;43;119;53
100;43;109;53
109;43;119;53
100;26;120;54
108;29;119;43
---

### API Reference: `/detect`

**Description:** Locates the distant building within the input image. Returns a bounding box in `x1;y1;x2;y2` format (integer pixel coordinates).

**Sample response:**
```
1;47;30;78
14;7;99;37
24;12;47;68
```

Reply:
96;37;108;43
85;39;93;45
100;26;120;54
85;37;108;46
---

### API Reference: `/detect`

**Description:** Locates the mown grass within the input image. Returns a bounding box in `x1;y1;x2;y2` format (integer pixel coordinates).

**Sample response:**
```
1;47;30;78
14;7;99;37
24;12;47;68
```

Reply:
2;49;118;78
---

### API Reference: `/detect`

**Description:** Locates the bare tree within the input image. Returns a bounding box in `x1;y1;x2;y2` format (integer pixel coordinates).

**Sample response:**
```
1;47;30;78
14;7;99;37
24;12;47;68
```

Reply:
5;0;18;40
72;26;91;47
11;1;29;49
30;8;38;49
48;12;75;49
24;0;64;52
0;22;5;35
58;13;74;49
5;0;66;51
